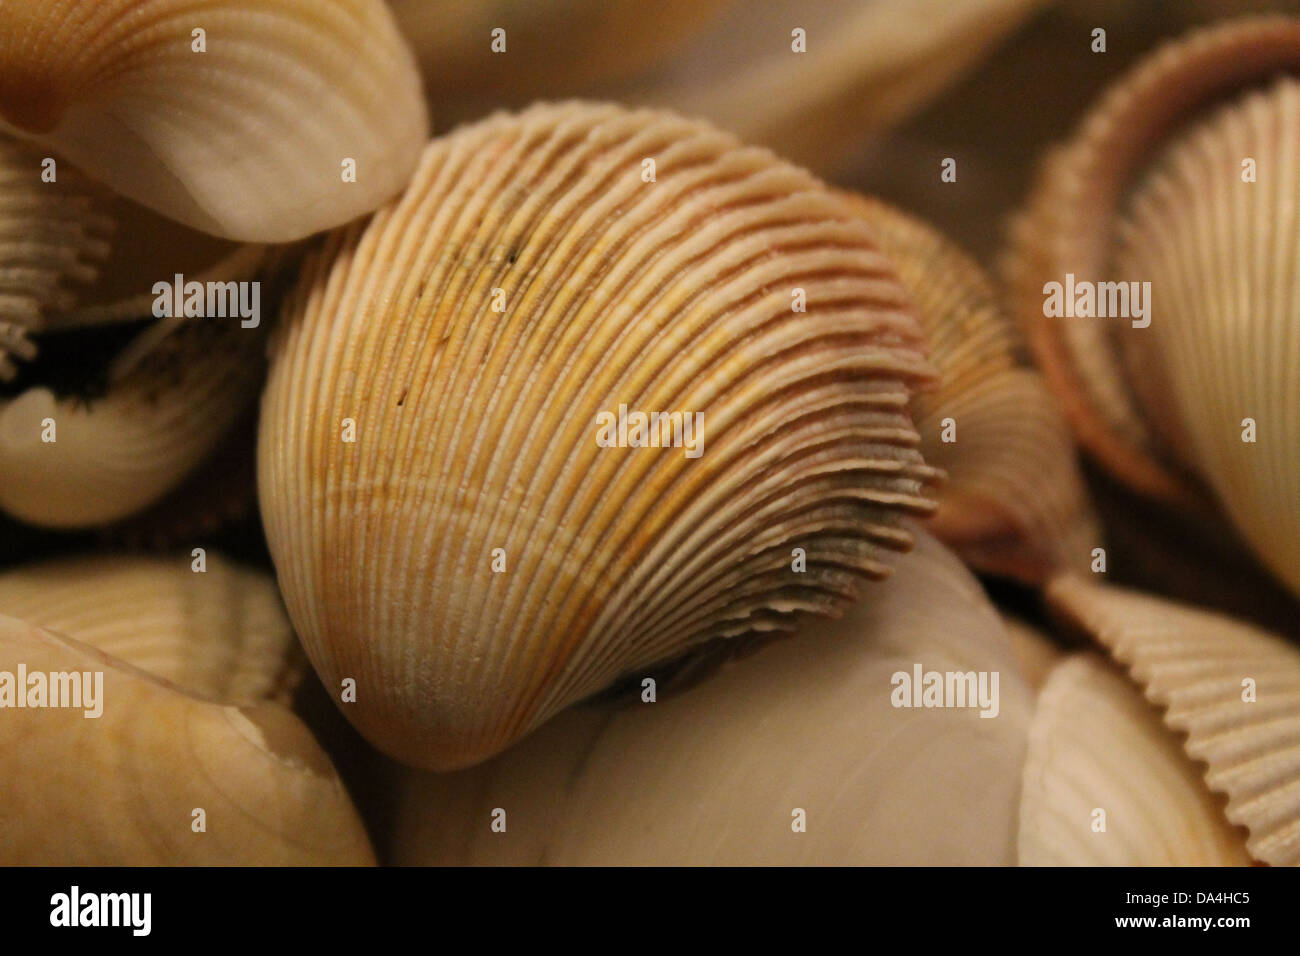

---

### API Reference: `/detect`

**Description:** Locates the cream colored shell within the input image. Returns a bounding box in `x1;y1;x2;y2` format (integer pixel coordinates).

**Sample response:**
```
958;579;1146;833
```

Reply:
0;0;428;241
0;552;300;705
1019;653;1250;866
1005;15;1300;507
0;613;374;865
259;101;938;770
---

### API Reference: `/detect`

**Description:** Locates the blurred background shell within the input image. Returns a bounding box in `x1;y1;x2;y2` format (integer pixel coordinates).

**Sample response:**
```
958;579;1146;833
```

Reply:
0;0;428;241
844;194;1099;584
1004;16;1300;598
259;100;940;771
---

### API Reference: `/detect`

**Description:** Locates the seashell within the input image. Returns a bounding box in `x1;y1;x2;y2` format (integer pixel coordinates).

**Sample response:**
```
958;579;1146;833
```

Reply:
383;531;1035;864
0;135;113;381
1047;572;1300;866
1004;16;1300;596
258;101;939;770
1019;653;1250;865
0;0;428;241
0;242;274;528
0;612;374;864
844;195;1099;583
0;551;300;705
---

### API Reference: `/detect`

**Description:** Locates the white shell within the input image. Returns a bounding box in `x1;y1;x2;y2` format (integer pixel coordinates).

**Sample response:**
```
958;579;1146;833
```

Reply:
1019;653;1250;865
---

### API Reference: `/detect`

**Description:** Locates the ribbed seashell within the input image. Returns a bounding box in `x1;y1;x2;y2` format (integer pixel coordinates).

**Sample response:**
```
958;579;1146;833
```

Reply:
0;135;112;381
1019;653;1250;865
0;0;427;241
1047;573;1300;866
1113;77;1300;597
0;613;374;864
1004;16;1300;597
0;552;300;705
384;532;1034;865
844;195;1098;583
259;101;938;770
0;244;271;528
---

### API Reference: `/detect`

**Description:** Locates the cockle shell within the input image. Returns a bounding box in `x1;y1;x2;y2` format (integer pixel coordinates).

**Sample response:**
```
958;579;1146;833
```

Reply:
1005;16;1300;597
0;134;112;381
0;613;374;864
1019;653;1250;866
845;195;1098;583
1114;77;1300;597
384;532;1034;865
258;101;938;770
0;552;300;705
0;244;272;528
1047;573;1300;866
0;0;427;241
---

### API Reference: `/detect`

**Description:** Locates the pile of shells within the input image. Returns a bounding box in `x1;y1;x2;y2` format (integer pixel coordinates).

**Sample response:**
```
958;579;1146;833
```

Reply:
1;0;1299;867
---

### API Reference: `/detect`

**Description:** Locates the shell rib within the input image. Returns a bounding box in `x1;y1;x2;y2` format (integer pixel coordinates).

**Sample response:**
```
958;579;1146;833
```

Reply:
846;195;1099;583
1019;653;1250;866
0;0;428;241
1047;573;1300;866
0;613;374;865
385;532;1034;865
0;246;271;528
0;135;112;381
1004;15;1300;507
0;553;300;705
259;101;938;770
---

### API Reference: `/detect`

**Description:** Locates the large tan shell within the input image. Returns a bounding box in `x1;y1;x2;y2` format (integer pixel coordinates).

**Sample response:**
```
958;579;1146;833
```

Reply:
0;135;112;380
845;195;1098;583
259;101;938;770
1048;573;1300;866
0;0;427;241
1004;15;1300;509
1019;653;1250;866
0;552;300;705
384;532;1034;865
0;245;271;528
0;613;374;864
